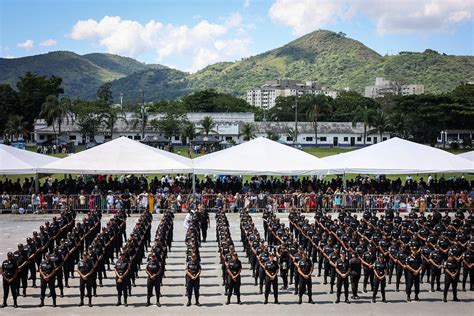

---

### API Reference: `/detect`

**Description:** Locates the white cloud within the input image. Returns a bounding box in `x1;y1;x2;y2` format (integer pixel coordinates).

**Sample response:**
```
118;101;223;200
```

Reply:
17;39;34;50
39;39;57;47
269;0;473;35
69;15;252;72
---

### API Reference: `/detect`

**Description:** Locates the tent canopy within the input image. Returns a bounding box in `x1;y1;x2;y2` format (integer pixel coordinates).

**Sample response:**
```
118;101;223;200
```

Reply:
322;137;474;174
458;151;474;162
39;136;193;174
192;136;337;175
0;144;59;174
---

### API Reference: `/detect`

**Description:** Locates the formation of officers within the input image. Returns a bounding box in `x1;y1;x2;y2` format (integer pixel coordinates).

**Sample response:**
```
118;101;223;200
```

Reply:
2;205;472;308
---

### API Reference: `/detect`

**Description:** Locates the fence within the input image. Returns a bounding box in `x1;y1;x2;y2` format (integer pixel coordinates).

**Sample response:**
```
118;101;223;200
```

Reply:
0;192;471;214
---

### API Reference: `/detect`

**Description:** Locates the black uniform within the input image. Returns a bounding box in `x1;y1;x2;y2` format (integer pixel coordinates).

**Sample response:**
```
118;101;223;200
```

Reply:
115;258;130;306
335;258;350;303
146;258;162;305
264;258;279;304
199;211;210;242
2;258;18;307
443;258;460;301
405;253;422;300
186;260;201;305
77;258;94;306
39;258;57;306
297;257;313;303
430;250;443;291
227;258;242;302
278;247;290;289
373;259;387;302
349;255;362;298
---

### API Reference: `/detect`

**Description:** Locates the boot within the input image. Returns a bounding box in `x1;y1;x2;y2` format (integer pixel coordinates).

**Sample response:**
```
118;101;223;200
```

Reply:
308;297;314;304
414;295;419;301
186;300;191;307
1;301;7;308
78;299;84;307
53;298;57;307
124;299;128;307
115;300;121;306
264;298;268;304
88;297;92;307
195;300;201;307
345;297;350;304
335;297;340;304
60;289;64;298
156;300;161;307
237;295;242;305
145;301;150;307
13;299;18;308
453;297;460;302
298;296;302;304
39;299;44;307
226;296;231;305
407;295;411;302
443;297;447;302
330;285;334;294
22;288;26;297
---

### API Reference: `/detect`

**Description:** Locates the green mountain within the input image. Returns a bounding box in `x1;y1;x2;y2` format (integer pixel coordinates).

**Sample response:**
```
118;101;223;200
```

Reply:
0;51;165;99
1;30;473;100
189;30;473;95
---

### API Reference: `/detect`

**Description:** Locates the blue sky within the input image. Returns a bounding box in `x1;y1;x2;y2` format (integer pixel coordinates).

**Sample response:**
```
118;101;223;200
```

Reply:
1;0;473;72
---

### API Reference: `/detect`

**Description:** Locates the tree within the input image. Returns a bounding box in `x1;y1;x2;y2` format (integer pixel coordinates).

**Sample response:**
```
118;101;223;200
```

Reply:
16;72;64;129
103;106;127;139
181;121;196;146
352;105;375;145
71;100;107;143
0;84;20;135
266;131;280;141
369;111;392;142
389;112;409;138
96;82;114;106
198;116;217;137
286;127;298;143
130;104;149;139
305;95;331;146
5;115;28;141
39;95;72;141
150;113;185;143
241;123;256;141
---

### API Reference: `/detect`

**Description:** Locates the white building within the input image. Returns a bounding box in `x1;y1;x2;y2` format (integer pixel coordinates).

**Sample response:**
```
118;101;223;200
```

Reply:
364;77;424;98
34;111;389;148
247;79;338;109
33;112;254;146
254;122;390;147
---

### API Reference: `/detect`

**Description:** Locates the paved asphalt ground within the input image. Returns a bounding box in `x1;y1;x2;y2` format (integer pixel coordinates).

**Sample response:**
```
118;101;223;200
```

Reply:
0;213;472;316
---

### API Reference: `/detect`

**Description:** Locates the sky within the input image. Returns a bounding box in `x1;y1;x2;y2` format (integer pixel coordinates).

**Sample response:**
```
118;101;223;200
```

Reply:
1;0;473;72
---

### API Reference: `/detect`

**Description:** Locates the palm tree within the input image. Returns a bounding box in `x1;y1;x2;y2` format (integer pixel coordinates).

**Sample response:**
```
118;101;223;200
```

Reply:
352;105;375;145
198;116;217;137
369;111;392;142
306;101;329;147
266;131;280;141
241;123;256;141
130;105;149;140
5;115;28;141
286;127;298;143
181;121;196;146
390;112;409;138
104;107;128;139
39;95;72;141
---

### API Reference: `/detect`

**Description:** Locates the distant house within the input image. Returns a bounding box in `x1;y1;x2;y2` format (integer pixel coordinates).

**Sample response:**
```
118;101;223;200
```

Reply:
364;77;424;98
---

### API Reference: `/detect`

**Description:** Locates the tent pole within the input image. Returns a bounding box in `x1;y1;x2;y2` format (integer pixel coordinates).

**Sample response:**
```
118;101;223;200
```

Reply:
192;173;196;195
35;173;40;193
342;172;347;190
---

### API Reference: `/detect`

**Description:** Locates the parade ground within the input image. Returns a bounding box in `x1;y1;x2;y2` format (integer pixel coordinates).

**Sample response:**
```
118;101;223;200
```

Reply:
1;213;473;316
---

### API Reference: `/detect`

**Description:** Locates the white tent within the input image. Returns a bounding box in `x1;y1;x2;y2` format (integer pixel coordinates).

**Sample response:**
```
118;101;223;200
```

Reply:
0;144;59;174
322;137;474;174
192;137;338;175
458;151;474;162
39;136;193;174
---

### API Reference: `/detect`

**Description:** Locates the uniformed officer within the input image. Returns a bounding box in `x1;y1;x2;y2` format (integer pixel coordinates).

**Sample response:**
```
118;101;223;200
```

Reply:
39;253;57;307
115;252;130;306
186;253;201;307
335;251;350;304
50;248;64;297
76;252;94;307
349;250;361;299
277;242;290;290
429;246;443;292
373;253;387;303
461;241;473;292
405;249;422;302
361;245;376;293
1;252;18;308
198;206;210;243
264;253;279;305
145;253;162;307
13;244;28;297
443;252;461;302
297;252;314;304
226;252;242;305
24;237;37;288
